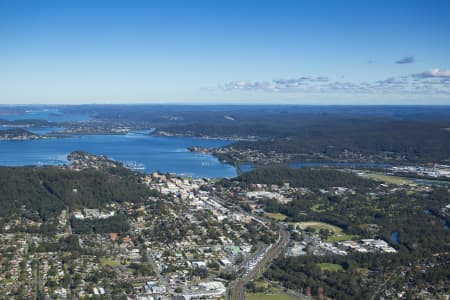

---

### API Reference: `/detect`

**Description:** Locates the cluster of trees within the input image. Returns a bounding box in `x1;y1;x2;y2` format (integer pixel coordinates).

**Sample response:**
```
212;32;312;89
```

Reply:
129;262;155;277
0;166;153;225
237;166;375;190
230;119;450;163
32;235;81;253
268;253;413;299
269;256;370;299
70;214;130;234
270;250;450;299
0;128;40;139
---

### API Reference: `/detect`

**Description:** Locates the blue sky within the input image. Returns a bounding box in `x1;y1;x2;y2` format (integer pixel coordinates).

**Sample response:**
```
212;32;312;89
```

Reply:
1;0;450;104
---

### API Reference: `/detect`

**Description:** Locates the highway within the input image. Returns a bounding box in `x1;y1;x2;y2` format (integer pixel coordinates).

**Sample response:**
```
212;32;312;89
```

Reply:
210;192;292;300
232;227;290;300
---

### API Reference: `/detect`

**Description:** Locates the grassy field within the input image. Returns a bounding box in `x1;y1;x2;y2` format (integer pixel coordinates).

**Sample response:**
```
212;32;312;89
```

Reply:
247;293;300;300
294;221;358;242
265;212;288;221
311;203;326;212
326;233;358;242
316;263;344;272
101;257;120;267
254;280;269;289
294;221;342;233
363;172;413;185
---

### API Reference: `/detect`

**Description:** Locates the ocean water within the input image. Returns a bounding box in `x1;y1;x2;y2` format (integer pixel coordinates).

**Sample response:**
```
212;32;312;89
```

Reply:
0;126;64;135
0;108;238;178
0;108;89;122
0;134;236;178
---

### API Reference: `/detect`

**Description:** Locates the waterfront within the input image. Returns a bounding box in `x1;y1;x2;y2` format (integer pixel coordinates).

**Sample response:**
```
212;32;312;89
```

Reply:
0;133;236;178
0;108;239;178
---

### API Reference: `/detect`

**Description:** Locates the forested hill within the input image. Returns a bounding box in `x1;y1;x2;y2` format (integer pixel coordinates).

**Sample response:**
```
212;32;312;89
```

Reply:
0;165;153;223
0;128;40;140
153;111;450;163
236;166;375;189
230;121;450;163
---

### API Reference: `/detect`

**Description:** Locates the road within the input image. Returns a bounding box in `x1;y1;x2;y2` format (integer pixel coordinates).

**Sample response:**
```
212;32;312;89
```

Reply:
232;227;291;300
208;193;293;300
147;251;170;291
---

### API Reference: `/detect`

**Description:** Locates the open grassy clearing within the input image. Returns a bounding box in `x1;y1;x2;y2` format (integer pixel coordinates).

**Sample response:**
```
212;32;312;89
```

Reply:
294;221;358;242
265;212;288;221
294;221;342;233
362;172;413;185
316;263;344;272
326;233;358;242
254;280;269;289
247;293;300;300
101;257;120;267
310;203;326;212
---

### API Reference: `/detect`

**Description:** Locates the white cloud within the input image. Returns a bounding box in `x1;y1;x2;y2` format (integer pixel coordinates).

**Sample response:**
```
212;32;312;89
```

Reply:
413;68;450;78
220;70;450;95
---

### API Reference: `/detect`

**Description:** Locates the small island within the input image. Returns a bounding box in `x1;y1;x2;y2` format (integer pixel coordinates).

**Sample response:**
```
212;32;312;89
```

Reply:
0;128;41;141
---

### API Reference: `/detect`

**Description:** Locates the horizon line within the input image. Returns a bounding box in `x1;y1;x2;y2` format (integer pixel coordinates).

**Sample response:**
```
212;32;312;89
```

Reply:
1;103;450;107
